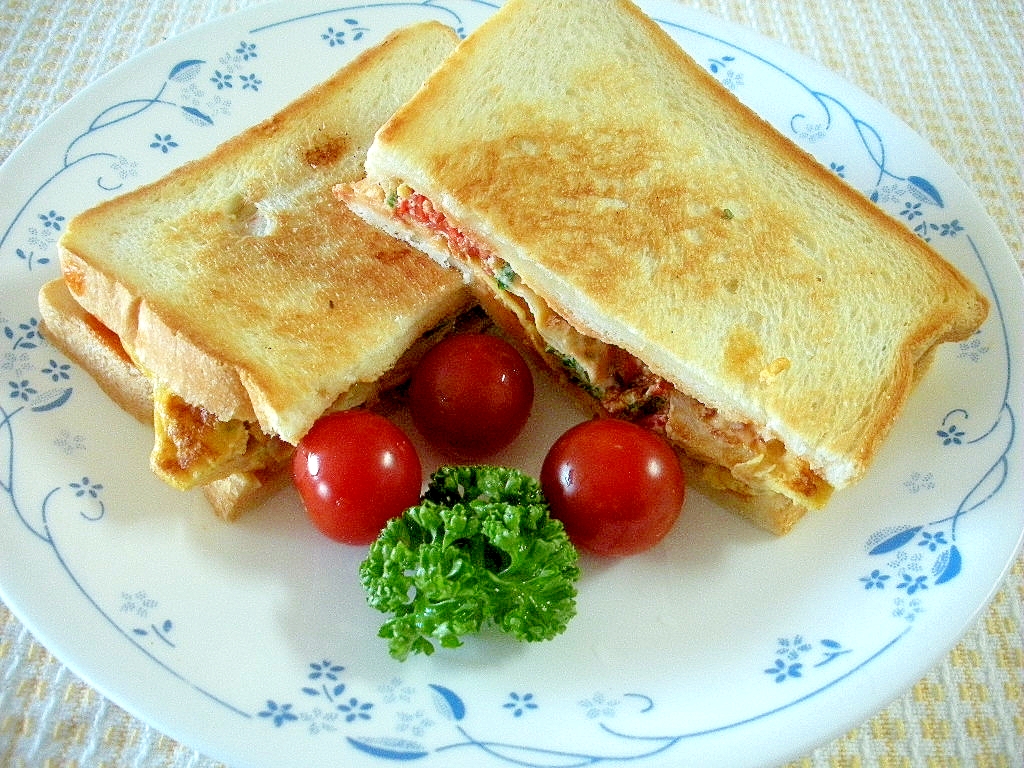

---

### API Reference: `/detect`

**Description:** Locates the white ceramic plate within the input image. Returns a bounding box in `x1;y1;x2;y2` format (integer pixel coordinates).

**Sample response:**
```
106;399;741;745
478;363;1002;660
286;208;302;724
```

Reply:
1;2;1021;767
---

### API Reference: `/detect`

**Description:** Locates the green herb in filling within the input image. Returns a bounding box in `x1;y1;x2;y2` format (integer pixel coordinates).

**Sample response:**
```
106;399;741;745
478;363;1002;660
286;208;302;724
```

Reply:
625;394;667;418
546;346;602;399
494;263;517;291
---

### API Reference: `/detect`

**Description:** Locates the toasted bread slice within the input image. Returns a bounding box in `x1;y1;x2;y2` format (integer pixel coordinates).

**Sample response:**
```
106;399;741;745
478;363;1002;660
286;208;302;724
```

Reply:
342;0;989;533
57;21;469;452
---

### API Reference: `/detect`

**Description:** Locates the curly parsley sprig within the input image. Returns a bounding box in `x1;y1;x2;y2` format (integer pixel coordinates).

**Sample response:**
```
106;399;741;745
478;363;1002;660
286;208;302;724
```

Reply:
359;466;581;661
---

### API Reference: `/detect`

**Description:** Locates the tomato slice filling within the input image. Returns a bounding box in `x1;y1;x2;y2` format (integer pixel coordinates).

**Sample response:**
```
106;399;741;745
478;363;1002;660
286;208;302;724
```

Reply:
396;193;485;263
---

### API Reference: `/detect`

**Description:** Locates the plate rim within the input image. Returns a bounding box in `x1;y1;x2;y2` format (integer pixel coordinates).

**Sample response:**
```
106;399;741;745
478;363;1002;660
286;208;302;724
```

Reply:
1;2;1021;767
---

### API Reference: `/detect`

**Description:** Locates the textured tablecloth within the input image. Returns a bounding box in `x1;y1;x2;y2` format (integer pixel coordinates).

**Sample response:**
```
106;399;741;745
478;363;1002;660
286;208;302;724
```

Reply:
1;0;1021;766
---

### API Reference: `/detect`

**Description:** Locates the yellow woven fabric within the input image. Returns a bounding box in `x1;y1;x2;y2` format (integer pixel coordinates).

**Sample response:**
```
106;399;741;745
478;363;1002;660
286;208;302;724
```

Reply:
1;0;1021;766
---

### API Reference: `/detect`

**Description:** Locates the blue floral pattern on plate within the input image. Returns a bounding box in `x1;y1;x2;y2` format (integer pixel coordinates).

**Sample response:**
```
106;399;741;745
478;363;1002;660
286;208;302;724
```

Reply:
0;2;1019;767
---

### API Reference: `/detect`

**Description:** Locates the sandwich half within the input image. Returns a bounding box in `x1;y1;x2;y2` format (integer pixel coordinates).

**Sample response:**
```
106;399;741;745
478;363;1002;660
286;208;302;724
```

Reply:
341;0;990;534
51;22;472;517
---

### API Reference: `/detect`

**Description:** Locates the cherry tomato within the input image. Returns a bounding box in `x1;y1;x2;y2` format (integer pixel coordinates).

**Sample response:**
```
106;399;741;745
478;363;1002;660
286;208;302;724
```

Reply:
409;333;534;460
292;410;422;544
540;418;685;556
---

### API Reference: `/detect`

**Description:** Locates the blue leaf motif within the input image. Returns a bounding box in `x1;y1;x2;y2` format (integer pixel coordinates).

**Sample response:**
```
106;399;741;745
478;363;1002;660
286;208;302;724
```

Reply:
31;387;72;412
181;106;214;126
907;175;944;207
348;737;429;760
168;59;205;82
428;684;466;721
933;545;962;585
867;526;922;555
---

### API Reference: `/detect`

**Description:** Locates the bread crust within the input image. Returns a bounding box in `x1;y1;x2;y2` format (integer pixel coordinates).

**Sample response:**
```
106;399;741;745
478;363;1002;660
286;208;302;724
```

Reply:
38;278;153;424
359;0;989;488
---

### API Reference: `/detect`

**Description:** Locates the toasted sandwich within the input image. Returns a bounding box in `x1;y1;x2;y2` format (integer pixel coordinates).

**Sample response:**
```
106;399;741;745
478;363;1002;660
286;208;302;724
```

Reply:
49;22;472;519
340;0;990;534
